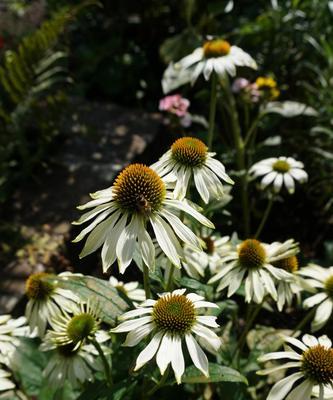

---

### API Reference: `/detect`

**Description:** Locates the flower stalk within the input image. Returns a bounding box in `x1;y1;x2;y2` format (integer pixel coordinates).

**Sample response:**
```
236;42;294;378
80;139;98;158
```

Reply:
207;72;218;149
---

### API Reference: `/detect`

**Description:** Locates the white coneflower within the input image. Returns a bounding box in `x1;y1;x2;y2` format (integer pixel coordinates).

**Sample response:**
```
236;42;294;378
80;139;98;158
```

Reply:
250;156;308;194
73;163;214;274
0;315;28;359
109;277;145;304
151;137;234;203
298;264;333;332
41;340;104;388
163;39;257;87
111;289;221;384
258;334;333;400
25;272;79;337
208;239;298;303
46;302;103;350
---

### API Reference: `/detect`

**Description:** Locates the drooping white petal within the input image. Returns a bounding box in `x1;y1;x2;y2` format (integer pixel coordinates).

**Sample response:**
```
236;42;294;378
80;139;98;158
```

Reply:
134;332;163;371
116;215;140;274
266;372;304;400
160;209;202;250
312;299;333;331
156;334;173;375
73;209;114;243
138;221;155;271
303;293;327;308
185;334;209;377
79;210;121;258
164;199;214;228
122;322;154;347
150;214;182;268
171;336;185;384
101;214;128;273
285;378;313;400
194;169;210;203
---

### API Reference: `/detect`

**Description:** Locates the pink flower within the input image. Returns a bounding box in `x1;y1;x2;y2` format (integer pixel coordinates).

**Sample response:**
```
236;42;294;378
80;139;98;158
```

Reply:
231;78;250;93
159;94;190;117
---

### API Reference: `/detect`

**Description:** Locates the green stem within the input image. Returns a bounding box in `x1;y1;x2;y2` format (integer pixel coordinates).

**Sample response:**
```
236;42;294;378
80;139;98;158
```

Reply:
91;339;113;386
222;77;250;236
319;384;324;400
166;264;175;291
244;113;263;147
143;262;151;299
146;367;170;397
254;196;274;239
236;303;262;358
207;72;218;149
291;307;317;337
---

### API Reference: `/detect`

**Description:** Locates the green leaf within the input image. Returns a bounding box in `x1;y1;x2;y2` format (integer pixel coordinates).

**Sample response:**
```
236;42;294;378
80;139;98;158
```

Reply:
178;277;213;298
182;363;248;384
50;275;130;326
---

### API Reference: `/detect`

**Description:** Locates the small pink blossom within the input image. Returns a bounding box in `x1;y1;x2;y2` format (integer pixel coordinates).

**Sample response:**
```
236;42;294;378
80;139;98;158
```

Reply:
232;78;250;93
159;94;190;117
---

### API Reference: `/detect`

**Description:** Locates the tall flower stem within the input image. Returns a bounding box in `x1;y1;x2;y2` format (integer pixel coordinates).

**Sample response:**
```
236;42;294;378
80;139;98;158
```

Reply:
91;338;113;387
146;367;170;398
222;77;250;236
254;196;274;239
143;262;151;299
235;303;262;360
207;72;218;149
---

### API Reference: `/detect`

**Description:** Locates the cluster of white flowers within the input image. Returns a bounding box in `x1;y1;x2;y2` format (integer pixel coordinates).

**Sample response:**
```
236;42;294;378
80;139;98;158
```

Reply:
3;38;331;400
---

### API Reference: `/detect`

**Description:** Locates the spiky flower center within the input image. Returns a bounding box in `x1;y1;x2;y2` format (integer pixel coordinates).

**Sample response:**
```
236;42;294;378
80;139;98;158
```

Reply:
67;313;96;344
202;236;215;255
238;239;266;269
302;345;333;384
25;272;54;300
153;294;196;334
203;39;231;58
273;256;298;273
171;137;207;167
273;160;290;173
113;164;166;215
325;275;333;299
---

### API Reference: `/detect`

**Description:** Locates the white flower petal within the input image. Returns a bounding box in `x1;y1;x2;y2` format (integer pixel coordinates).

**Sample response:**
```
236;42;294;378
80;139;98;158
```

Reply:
285;378;313;400
111;316;152;333
194;169;210;203
116;215;140;274
134;332;163;371
122;322;154;347
156;334;173;375
171;336;185;384
150;214;182;268
164;199;214;228
185;334;209;377
258;351;302;362
267;372;304;400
